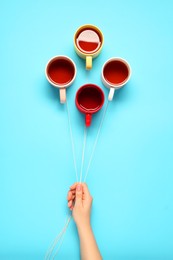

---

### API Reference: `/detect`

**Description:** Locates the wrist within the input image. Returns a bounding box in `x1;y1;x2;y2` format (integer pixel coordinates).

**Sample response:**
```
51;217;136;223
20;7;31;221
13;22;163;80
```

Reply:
76;219;91;232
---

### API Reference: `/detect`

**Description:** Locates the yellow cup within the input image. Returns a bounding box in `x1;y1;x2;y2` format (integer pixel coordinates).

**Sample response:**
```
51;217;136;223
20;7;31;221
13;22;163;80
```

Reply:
74;24;104;70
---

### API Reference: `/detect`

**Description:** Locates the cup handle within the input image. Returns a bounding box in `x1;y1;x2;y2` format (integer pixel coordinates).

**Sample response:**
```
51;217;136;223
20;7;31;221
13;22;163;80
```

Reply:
85;114;92;127
59;88;66;104
108;88;115;101
86;56;92;70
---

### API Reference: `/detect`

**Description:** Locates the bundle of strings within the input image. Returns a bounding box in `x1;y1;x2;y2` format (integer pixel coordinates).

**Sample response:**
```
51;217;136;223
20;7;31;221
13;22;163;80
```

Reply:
44;214;72;260
45;99;109;258
68;98;109;183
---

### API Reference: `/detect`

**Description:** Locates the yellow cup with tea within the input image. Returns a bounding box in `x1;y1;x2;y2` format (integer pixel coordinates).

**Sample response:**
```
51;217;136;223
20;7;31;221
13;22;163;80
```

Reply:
74;24;104;70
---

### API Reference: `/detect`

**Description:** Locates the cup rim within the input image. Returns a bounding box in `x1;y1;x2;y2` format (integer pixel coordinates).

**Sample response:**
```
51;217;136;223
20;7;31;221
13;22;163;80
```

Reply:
74;24;104;56
101;57;131;88
75;83;105;114
45;55;77;88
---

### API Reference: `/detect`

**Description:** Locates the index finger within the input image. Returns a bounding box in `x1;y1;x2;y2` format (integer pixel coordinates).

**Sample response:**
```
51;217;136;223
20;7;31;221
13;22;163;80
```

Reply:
70;182;78;190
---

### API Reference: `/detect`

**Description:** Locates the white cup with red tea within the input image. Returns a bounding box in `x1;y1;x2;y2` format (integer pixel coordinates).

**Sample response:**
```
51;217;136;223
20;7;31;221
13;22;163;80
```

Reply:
45;56;77;104
101;57;131;101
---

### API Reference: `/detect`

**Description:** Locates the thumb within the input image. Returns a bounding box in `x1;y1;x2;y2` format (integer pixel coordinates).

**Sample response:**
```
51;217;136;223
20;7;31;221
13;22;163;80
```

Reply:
75;184;83;206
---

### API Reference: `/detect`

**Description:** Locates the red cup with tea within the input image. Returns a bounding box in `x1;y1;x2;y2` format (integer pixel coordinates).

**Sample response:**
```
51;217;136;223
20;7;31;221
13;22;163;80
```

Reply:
74;24;104;70
101;57;131;101
75;84;105;127
45;55;77;104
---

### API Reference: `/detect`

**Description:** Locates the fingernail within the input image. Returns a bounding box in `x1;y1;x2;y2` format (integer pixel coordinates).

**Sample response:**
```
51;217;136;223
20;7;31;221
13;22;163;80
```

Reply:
76;184;81;191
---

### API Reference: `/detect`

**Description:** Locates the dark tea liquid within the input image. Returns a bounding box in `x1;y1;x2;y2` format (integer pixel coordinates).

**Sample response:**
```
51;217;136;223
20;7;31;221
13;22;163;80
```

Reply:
78;87;103;112
76;29;101;53
103;60;129;84
47;59;75;85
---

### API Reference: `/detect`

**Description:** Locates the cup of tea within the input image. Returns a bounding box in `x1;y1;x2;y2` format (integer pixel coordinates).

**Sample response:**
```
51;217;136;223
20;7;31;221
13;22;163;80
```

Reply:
75;84;105;127
101;57;131;101
45;55;77;104
74;24;104;70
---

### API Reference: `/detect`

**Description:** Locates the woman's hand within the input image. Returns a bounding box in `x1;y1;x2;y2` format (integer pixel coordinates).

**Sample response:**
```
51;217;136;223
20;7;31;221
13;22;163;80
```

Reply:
67;183;93;228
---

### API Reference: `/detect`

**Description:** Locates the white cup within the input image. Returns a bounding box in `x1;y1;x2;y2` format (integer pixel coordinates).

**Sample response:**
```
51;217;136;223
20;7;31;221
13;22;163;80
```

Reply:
101;57;131;101
45;55;77;104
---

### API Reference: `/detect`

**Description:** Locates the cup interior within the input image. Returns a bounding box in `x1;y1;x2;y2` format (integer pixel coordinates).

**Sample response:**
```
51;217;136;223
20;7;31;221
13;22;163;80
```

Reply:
76;85;104;113
103;59;130;86
75;26;103;54
46;57;75;86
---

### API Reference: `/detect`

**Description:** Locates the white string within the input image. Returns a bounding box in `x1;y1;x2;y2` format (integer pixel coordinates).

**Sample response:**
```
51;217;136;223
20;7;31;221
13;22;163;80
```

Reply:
45;215;72;260
45;99;77;259
45;230;63;260
83;100;109;182
66;100;78;182
79;125;87;183
52;215;72;259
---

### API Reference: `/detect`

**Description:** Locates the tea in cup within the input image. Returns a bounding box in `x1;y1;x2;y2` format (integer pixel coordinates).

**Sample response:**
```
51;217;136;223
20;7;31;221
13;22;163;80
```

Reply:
75;84;105;127
101;57;131;101
74;24;104;70
45;55;77;103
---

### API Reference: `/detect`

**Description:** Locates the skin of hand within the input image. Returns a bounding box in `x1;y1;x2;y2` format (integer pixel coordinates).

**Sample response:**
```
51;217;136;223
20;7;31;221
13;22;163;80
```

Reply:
67;182;93;228
67;183;102;260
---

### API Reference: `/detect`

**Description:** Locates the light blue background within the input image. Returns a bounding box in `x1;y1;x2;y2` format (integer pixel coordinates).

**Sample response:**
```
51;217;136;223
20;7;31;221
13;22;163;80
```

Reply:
0;0;173;259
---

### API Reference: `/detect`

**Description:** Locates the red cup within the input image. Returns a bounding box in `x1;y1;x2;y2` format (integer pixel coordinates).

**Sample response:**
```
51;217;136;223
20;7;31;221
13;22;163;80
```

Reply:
75;84;105;127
